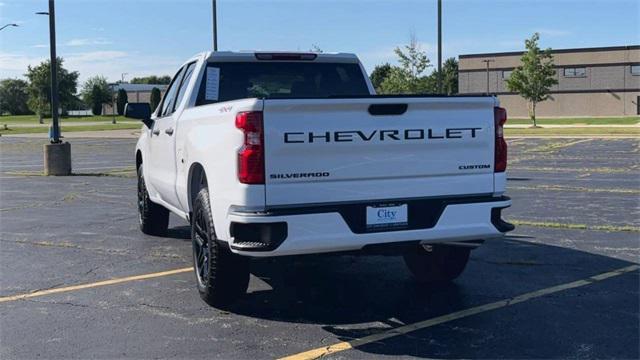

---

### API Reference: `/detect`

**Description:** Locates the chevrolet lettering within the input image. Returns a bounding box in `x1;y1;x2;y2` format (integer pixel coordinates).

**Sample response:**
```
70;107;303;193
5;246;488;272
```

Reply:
284;127;482;143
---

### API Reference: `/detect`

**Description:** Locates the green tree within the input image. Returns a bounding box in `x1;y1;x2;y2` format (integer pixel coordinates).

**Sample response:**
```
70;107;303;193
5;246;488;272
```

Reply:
380;35;431;94
506;33;558;127
424;72;439;93
0;79;31;115
369;63;392;93
150;87;161;112
116;88;128;115
440;57;459;95
81;75;112;115
425;58;459;95
25;58;79;122
130;75;171;85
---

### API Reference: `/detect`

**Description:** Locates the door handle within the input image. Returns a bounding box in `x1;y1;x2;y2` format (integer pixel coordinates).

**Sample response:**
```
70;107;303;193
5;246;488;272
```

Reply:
152;129;160;136
165;128;174;136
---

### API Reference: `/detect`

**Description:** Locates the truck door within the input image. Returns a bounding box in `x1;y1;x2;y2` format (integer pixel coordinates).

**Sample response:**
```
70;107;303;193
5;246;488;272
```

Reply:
148;62;196;208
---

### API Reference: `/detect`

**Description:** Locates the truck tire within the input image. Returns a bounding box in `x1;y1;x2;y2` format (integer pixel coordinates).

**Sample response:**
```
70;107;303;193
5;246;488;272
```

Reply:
403;244;471;284
137;167;169;236
192;188;249;307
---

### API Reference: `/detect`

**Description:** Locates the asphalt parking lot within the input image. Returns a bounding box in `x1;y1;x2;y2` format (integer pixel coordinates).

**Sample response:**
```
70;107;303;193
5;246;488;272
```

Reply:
1;136;638;359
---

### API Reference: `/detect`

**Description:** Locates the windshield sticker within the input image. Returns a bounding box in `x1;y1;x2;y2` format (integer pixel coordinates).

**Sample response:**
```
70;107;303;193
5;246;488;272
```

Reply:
205;67;220;101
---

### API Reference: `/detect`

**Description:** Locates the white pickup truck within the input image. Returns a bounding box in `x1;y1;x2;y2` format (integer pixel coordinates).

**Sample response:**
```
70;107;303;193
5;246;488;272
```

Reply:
126;51;514;306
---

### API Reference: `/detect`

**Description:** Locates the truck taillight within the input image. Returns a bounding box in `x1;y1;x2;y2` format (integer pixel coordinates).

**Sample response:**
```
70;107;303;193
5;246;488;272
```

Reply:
494;107;508;172
235;111;265;184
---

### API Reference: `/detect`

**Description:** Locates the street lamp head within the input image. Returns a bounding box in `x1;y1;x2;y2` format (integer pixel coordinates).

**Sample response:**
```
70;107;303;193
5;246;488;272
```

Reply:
0;23;20;31
35;12;49;15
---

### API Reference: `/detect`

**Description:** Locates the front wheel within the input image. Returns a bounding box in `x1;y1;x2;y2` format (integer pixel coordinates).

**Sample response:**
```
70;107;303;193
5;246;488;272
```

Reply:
192;187;249;307
137;167;169;236
403;244;471;284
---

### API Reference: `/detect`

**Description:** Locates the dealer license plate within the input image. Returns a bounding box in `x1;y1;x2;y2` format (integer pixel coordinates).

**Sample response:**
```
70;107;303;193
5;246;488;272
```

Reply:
366;204;408;229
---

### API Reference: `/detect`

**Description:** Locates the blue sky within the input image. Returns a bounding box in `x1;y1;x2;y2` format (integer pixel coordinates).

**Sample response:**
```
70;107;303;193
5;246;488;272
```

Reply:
1;0;638;84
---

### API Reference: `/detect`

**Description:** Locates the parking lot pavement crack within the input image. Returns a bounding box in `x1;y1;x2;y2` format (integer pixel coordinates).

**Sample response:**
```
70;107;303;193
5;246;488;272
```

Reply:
528;139;592;153
23;282;68;295
0;238;133;256
138;302;175;311
472;256;588;270
0;201;49;212
473;259;547;267
22;298;92;309
132;303;221;325
0;237;187;262
507;184;640;194
83;264;104;277
508;220;640;233
510;166;632;174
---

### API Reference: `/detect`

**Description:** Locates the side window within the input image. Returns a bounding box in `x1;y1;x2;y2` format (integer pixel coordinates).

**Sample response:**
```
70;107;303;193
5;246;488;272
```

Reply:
158;67;185;117
173;62;197;112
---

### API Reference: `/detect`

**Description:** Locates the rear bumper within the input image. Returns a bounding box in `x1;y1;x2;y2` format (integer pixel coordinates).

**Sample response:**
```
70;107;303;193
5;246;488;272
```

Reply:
226;195;513;257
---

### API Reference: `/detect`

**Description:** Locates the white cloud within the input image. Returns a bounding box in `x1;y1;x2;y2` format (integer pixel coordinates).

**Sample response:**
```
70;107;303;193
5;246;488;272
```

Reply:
65;38;113;47
358;41;431;66
535;29;571;37
497;40;524;48
0;50;181;84
0;52;46;74
66;50;128;63
357;45;397;70
66;39;90;47
64;50;180;83
358;40;468;74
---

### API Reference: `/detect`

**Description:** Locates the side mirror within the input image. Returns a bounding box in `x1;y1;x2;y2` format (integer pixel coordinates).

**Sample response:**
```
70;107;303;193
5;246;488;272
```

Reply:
124;103;153;128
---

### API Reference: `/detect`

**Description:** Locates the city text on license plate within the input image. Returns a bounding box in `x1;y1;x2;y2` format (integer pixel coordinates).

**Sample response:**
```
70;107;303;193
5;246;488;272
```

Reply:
366;204;408;229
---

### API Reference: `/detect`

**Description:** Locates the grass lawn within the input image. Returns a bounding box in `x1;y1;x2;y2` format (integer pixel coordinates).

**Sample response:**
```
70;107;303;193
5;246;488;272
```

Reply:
1;115;637;137
0;115;129;124
507;116;639;125
506;127;640;136
0;123;141;135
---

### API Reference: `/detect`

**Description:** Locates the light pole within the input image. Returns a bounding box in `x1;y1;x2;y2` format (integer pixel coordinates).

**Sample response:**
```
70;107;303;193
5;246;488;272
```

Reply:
121;73;128;83
36;5;60;143
0;23;19;31
212;0;218;51
111;83;117;124
482;59;495;95
38;0;71;176
437;0;442;94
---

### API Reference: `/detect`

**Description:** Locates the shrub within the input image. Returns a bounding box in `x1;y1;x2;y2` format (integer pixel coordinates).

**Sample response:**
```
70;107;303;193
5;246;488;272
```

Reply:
150;87;161;112
116;89;128;115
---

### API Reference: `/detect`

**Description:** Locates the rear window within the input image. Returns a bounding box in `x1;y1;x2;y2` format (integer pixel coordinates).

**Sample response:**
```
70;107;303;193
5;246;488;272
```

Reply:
196;62;369;105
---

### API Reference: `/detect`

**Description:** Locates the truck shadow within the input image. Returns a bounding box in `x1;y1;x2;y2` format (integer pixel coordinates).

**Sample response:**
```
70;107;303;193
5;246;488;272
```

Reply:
227;238;639;358
165;225;191;241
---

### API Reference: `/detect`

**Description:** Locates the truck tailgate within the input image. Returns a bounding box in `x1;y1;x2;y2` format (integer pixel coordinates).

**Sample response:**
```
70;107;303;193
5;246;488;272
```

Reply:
263;97;496;206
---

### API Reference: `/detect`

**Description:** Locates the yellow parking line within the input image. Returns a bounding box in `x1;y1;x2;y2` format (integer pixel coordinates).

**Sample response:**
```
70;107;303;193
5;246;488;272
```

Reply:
279;264;639;360
0;267;193;303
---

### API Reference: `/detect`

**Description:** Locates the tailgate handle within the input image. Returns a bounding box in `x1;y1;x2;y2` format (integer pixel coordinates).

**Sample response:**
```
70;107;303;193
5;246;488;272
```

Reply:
368;104;408;116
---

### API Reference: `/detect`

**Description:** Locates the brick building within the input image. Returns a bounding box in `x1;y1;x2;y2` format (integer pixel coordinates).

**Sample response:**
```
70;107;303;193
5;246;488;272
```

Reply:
458;45;640;117
103;83;167;115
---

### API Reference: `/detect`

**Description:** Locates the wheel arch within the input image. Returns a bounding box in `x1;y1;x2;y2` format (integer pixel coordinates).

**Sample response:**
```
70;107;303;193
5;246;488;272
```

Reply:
136;150;143;170
188;162;208;214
